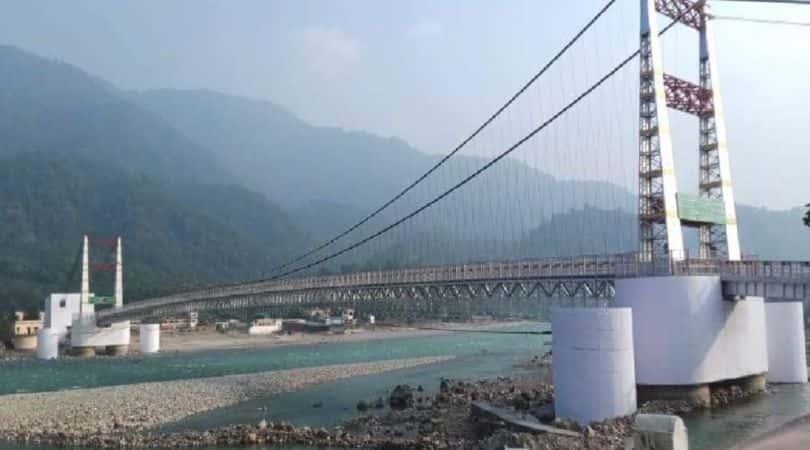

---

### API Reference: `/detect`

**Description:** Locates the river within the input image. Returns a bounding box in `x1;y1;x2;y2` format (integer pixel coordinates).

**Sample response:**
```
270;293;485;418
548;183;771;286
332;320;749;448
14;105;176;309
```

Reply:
2;323;809;450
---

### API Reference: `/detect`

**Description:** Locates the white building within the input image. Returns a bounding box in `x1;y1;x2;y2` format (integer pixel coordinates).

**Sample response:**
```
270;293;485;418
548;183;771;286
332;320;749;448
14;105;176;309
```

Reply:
248;318;283;335
44;293;92;343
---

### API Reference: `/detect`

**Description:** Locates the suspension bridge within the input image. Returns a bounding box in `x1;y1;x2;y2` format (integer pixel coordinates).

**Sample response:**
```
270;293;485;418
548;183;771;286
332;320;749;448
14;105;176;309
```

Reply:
27;0;808;427
84;0;810;325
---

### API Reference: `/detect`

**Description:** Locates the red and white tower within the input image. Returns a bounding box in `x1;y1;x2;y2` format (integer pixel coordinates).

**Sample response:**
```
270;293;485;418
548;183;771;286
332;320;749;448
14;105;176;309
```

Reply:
638;0;741;261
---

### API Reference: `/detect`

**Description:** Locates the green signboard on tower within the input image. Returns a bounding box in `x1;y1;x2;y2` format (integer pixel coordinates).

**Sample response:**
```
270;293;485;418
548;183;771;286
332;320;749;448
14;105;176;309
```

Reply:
89;296;115;305
677;193;726;225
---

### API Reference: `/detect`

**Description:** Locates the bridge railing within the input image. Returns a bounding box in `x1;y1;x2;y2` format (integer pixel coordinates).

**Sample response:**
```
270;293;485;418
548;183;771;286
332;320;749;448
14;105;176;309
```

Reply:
611;251;810;281
99;254;626;319
99;251;810;321
718;260;810;280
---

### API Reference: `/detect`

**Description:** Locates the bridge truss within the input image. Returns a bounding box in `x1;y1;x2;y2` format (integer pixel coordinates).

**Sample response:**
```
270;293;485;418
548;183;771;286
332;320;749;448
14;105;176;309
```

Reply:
96;255;810;324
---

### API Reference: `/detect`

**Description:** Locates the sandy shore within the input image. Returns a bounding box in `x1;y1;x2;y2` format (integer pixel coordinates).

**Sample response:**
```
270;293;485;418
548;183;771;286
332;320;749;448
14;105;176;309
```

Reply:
0;356;452;442
142;320;534;354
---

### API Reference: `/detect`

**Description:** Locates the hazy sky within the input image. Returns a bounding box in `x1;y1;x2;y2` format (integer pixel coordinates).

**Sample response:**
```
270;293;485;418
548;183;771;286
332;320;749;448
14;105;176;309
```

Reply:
1;0;808;209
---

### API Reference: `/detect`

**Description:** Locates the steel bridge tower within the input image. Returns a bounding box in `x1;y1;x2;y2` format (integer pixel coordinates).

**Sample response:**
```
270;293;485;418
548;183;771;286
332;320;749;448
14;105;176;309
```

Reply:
638;0;741;261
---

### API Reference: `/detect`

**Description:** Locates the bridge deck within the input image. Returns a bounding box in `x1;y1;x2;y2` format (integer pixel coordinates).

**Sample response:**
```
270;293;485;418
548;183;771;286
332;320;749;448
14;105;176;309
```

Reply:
96;255;810;323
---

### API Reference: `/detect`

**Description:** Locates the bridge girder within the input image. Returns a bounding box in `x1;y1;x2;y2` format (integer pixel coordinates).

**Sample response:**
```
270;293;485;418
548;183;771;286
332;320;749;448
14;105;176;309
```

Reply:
97;276;616;324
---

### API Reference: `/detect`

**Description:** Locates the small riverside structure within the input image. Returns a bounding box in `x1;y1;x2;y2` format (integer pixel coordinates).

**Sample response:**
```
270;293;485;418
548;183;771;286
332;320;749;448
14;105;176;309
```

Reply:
44;293;84;343
36;236;133;358
248;318;283;335
633;414;688;450
11;311;43;351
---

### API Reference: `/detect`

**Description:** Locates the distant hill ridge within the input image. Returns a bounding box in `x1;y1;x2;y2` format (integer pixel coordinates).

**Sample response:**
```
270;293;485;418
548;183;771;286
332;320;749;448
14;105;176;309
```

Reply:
0;45;807;312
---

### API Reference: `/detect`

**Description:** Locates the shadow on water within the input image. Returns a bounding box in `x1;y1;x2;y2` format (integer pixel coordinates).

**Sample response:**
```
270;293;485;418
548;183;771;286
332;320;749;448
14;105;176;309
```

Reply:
164;350;538;432
684;383;810;450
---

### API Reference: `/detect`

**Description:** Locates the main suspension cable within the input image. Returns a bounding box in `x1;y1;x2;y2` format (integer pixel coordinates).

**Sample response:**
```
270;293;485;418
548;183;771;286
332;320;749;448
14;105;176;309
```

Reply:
269;51;642;280
266;14;688;281
711;14;810;26
262;0;619;276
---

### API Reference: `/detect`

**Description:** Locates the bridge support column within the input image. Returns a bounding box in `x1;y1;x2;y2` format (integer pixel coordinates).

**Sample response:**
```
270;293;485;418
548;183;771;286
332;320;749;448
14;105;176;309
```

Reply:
36;328;59;360
765;302;807;384
70;313;131;357
615;276;768;404
552;307;636;424
139;323;160;354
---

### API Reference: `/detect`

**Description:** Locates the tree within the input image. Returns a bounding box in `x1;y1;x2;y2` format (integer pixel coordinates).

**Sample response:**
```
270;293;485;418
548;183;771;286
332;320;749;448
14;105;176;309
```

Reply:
805;204;810;228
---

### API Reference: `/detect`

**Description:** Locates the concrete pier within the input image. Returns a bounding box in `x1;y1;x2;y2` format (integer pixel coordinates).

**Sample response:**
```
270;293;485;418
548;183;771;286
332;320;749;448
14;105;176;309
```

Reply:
139;323;160;354
35;328;59;360
552;307;637;424
765;302;808;383
615;276;769;403
70;313;130;356
637;374;766;407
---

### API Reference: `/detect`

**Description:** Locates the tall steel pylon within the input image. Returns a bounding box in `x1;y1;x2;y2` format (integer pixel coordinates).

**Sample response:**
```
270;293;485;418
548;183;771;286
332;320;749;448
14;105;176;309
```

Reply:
638;0;741;261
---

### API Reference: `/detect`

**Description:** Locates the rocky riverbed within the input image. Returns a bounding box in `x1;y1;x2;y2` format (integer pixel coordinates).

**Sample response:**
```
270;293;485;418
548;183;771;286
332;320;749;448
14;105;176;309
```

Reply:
0;356;451;446
0;353;769;449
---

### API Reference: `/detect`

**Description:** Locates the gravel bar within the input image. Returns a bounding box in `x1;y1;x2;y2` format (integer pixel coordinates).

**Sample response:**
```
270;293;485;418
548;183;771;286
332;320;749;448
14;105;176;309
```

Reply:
0;356;453;440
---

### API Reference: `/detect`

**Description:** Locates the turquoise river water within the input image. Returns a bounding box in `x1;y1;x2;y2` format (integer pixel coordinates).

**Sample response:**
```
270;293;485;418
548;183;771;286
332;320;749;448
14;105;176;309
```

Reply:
1;324;810;450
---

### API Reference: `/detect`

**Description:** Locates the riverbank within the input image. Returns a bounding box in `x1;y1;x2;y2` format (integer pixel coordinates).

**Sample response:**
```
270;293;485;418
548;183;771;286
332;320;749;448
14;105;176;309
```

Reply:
1;350;768;450
0;356;452;447
150;320;534;354
0;320;534;362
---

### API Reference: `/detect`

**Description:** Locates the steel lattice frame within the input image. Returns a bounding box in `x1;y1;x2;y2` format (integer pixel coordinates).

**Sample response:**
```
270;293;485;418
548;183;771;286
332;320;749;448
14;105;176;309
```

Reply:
98;277;615;323
697;20;740;260
95;256;810;324
654;0;704;30
639;0;740;261
663;74;713;115
639;0;686;261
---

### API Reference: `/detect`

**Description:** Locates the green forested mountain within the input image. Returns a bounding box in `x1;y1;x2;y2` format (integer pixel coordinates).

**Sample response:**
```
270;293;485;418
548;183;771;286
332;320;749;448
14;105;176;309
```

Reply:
0;46;306;312
132;89;429;210
519;206;810;261
132;88;634;239
0;46;226;186
0;153;304;312
0;45;806;313
736;205;810;260
133;87;809;261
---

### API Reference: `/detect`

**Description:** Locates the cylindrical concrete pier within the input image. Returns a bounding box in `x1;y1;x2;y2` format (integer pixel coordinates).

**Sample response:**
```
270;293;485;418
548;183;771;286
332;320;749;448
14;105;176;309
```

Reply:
552;307;636;424
36;328;58;360
139;324;160;354
765;302;808;383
